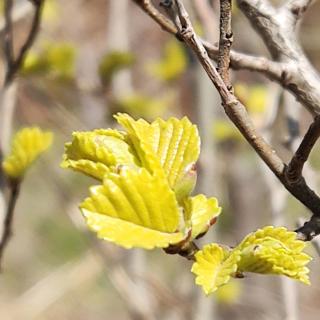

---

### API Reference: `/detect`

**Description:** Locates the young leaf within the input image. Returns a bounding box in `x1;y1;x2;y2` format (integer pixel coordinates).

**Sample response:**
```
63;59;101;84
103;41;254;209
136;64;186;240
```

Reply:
115;113;200;197
82;209;184;249
183;194;221;238
2;127;53;179
61;129;140;180
192;244;241;295
236;226;311;284
80;167;186;249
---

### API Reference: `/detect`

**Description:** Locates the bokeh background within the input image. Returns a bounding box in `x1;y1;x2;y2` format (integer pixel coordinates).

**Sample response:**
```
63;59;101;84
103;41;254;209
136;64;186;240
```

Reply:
1;0;320;319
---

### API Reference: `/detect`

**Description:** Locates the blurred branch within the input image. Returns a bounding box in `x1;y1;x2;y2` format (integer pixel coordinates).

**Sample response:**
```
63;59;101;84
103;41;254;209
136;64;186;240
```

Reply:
2;252;102;319
3;0;15;71
3;0;44;86
0;180;20;270
0;1;32;33
0;0;44;270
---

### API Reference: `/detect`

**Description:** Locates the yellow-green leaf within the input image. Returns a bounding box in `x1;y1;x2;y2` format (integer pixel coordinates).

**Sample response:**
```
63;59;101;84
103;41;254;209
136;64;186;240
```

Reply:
82;209;184;249
183;194;221;239
2;127;53;179
61;129;140;180
80;167;185;248
236;226;311;284
115;113;200;195
192;244;241;295
62;159;110;181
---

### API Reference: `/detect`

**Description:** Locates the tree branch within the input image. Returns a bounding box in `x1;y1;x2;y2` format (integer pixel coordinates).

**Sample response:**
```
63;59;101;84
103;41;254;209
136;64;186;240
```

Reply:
217;0;232;86
132;0;320;116
163;0;320;235
0;180;20;270
286;116;320;184
133;0;320;239
236;0;320;116
133;0;177;34
0;0;44;270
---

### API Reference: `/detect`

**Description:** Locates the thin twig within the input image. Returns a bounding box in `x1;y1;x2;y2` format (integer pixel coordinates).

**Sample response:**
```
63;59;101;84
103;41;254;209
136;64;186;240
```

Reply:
133;0;320;239
286;116;320;184
217;0;232;86
133;0;177;34
4;0;44;86
0;0;44;270
165;0;320;231
134;0;282;79
3;0;14;68
0;180;20;270
236;0;320;116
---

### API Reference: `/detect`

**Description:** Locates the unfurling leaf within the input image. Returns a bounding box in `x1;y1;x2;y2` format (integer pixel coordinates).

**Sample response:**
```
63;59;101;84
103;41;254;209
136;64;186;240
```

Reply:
192;226;311;294
191;244;241;295
183;194;221;238
61;129;140;180
2;127;53;179
237;226;311;284
62;113;218;250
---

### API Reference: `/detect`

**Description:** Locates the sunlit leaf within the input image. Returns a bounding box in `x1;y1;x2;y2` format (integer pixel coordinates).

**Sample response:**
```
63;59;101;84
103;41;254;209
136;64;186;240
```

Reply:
80;167;186;248
115;113;200;195
183;194;221;238
192;244;241;295
237;226;311;284
2;127;53;179
192;226;312;295
82;209;184;249
61;129;140;180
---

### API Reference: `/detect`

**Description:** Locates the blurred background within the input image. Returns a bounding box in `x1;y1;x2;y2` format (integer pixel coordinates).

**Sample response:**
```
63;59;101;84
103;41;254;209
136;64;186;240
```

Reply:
0;0;320;319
